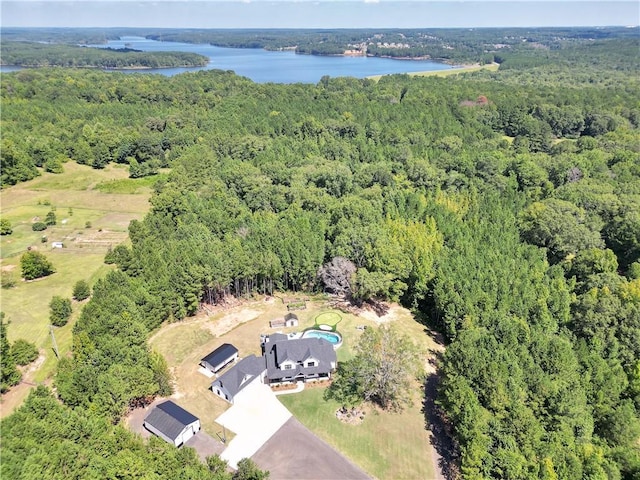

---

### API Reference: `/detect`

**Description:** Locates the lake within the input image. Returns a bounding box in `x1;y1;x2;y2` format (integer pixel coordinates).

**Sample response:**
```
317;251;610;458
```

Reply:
2;37;458;83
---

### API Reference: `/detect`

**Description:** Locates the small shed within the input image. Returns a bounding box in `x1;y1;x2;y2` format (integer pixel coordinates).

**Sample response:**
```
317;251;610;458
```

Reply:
51;242;64;249
200;343;239;374
143;401;200;447
269;313;299;329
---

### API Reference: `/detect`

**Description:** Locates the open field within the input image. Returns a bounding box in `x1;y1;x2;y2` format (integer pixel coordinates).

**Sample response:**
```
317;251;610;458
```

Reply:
148;297;441;479
0;162;153;417
368;62;500;81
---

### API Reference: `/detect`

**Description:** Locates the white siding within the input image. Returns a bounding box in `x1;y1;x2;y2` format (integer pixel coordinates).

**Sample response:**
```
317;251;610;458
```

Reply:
144;420;200;447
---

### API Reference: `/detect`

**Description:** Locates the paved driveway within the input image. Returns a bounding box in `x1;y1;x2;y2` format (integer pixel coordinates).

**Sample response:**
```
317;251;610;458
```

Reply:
251;417;371;480
216;380;292;469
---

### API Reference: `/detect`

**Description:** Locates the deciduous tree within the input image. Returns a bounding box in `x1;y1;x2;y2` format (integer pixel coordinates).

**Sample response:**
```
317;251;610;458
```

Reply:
20;251;55;280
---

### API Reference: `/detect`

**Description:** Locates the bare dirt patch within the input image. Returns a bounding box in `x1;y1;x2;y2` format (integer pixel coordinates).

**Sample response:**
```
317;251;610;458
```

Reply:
352;303;401;324
203;309;262;338
336;406;367;426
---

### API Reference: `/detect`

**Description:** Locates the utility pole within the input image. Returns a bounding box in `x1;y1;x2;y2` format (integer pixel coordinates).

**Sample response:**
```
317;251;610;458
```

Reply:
50;325;59;358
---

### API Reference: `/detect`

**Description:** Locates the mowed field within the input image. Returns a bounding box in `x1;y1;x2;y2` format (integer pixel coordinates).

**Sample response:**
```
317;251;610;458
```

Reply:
0;162;154;416
368;62;500;81
148;297;442;479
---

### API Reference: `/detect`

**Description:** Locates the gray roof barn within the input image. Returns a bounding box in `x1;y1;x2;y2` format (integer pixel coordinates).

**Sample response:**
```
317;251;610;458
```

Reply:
143;401;200;447
210;354;265;403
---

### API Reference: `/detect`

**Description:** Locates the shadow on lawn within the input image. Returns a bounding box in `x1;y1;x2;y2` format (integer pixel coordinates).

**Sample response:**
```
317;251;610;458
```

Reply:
422;364;460;480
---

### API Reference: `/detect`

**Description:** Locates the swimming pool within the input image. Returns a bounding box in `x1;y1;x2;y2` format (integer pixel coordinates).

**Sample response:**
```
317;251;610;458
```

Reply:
301;329;343;349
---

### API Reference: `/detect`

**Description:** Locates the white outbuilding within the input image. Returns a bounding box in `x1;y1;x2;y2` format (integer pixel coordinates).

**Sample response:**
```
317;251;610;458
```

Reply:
143;401;200;447
200;343;239;374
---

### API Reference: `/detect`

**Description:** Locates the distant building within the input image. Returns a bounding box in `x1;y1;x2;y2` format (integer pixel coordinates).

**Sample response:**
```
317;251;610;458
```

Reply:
200;343;238;374
143;401;200;447
51;242;63;249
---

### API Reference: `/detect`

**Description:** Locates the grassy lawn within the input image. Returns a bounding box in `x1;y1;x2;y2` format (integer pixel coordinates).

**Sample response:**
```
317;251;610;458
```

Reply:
279;387;435;480
0;162;152;417
149;297;440;479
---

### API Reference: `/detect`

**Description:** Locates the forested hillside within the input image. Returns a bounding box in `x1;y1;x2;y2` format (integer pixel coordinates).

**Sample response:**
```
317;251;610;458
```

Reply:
0;41;208;69
1;35;639;479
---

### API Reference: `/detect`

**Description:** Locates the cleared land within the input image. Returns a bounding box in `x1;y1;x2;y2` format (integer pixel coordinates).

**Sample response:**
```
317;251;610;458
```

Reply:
0;162;153;417
147;297;442;479
368;62;500;81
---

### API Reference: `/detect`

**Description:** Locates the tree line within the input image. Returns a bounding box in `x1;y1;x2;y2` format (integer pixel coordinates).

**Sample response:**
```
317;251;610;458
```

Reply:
1;41;208;69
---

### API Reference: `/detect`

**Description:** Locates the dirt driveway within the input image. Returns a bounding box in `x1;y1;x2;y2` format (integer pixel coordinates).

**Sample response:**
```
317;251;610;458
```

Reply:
251;418;371;480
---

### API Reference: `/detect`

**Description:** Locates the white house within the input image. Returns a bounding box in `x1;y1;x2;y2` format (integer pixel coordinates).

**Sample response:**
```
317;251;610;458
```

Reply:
143;401;200;447
263;334;337;385
210;354;265;404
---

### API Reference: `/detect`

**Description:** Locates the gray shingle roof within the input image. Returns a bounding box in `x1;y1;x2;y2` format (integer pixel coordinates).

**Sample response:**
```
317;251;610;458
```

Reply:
144;401;198;441
265;337;336;381
211;354;265;397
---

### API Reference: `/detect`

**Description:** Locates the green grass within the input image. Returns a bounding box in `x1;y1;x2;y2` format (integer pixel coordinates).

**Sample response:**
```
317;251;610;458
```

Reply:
94;173;168;194
0;162;152;417
368;62;500;81
314;311;342;328
279;383;435;480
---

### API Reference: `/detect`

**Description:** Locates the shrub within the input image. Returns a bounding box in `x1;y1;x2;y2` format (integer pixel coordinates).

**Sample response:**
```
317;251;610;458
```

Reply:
72;279;91;301
1;272;17;289
11;339;39;365
45;210;57;226
0;219;12;235
49;296;72;327
32;222;47;232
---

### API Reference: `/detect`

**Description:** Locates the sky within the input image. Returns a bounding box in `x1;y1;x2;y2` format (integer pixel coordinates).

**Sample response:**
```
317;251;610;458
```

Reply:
1;1;639;28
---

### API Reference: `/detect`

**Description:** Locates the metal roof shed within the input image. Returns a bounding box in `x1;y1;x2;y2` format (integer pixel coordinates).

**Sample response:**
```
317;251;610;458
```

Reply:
200;343;239;374
143;401;201;447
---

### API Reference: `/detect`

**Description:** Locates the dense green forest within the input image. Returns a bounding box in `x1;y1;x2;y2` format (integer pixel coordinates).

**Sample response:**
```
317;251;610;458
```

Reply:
1;32;639;479
3;26;638;63
0;41;208;68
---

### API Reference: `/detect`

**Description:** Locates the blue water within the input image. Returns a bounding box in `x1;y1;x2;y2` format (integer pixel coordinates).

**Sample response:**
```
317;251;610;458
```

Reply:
302;330;342;344
1;36;457;83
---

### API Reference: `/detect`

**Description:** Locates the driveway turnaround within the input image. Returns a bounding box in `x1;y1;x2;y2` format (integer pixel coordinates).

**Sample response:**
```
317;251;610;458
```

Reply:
216;380;292;469
251;417;371;480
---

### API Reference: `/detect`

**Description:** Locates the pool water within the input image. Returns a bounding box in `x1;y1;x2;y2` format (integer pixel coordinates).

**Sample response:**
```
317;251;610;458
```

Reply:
302;329;342;346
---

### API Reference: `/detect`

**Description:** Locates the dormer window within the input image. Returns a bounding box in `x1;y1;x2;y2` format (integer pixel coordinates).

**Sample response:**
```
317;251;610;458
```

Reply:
307;361;316;367
284;364;293;370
